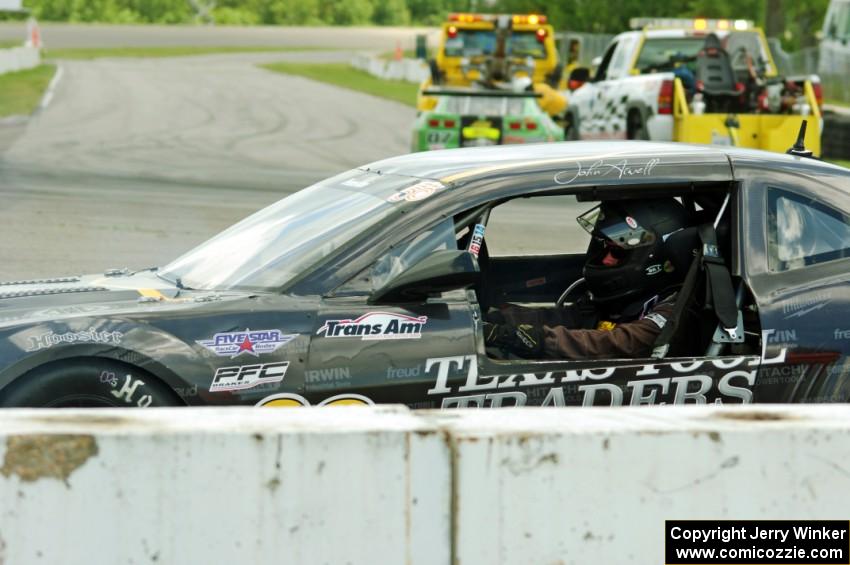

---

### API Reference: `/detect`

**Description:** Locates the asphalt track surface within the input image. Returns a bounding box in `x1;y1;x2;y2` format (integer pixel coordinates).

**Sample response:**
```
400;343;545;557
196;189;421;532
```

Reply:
0;26;588;281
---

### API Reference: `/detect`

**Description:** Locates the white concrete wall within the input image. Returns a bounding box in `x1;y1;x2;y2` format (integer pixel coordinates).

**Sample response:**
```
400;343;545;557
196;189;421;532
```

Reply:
0;406;450;565
351;53;429;84
0;45;40;75
1;405;850;564
451;405;850;564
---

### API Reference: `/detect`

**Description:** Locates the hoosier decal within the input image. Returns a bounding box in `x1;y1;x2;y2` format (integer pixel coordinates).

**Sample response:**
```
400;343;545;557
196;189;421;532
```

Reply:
317;312;427;340
196;329;296;358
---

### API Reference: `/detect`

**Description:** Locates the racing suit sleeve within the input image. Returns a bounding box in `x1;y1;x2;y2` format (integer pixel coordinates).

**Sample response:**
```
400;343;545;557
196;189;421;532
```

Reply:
542;301;673;360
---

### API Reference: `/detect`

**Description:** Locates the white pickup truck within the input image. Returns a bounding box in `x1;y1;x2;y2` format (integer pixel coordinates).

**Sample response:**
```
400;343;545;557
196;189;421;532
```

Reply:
564;18;822;155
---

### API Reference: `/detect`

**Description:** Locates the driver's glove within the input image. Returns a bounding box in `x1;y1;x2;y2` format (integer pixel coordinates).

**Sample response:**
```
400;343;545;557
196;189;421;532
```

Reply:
484;322;543;358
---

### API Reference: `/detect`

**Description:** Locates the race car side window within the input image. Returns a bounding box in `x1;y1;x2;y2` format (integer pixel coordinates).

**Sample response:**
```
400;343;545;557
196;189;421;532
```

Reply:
766;187;850;272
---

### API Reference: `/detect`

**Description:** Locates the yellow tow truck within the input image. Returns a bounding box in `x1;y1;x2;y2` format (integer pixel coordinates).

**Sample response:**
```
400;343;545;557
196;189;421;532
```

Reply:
418;12;567;119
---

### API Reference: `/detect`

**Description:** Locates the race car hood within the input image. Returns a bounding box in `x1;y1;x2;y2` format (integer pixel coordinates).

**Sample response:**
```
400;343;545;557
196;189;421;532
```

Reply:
0;271;243;327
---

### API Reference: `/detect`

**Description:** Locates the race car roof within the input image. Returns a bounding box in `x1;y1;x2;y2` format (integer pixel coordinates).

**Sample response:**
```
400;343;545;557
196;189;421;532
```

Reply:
362;141;843;190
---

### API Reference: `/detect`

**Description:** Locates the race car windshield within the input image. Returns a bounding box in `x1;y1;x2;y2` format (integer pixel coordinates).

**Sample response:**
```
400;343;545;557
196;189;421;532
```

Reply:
159;171;426;291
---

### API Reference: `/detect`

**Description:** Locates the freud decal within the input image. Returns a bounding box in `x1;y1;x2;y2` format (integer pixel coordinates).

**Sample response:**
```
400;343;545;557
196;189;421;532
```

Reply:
210;362;289;393
422;350;794;408
196;329;296;358
317;312;427;340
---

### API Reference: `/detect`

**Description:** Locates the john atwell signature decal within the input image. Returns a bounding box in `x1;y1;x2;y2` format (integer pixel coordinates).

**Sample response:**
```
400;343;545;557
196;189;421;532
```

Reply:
554;158;660;185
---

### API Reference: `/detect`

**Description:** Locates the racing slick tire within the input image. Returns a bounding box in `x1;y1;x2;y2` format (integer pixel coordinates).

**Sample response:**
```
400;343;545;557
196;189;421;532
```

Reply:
0;359;182;408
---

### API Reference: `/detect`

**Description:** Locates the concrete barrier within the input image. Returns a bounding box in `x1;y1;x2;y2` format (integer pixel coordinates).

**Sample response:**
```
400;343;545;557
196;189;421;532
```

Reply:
0;45;40;76
0;406;450;565
1;405;849;564
351;53;428;84
450;405;850;564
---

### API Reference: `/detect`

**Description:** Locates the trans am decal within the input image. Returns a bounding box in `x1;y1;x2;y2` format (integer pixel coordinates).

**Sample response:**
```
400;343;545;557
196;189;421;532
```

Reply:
210;362;289;393
317;312;427;340
196;329;296;358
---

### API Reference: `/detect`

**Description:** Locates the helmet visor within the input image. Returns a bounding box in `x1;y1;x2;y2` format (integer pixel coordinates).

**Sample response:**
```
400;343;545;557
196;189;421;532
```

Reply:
577;205;656;249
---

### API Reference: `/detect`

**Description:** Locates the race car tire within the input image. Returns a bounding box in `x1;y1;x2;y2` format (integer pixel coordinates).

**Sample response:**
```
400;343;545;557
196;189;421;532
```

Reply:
0;359;182;408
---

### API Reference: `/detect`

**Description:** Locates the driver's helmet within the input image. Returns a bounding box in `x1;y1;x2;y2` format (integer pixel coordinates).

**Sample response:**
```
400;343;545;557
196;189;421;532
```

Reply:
578;198;696;307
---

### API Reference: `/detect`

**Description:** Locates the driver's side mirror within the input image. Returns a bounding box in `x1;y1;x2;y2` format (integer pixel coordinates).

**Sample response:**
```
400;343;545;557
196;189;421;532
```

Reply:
369;250;480;304
567;67;591;90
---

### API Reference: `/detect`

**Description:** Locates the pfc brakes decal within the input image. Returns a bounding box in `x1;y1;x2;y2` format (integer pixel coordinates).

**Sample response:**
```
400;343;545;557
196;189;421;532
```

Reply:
196;329;296;359
210;362;289;393
256;393;374;407
468;223;485;257
317;312;427;340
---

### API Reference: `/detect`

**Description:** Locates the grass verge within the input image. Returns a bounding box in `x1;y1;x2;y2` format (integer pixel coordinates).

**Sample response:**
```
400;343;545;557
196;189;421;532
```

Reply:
0;64;56;118
825;158;850;168
261;61;418;107
46;45;323;60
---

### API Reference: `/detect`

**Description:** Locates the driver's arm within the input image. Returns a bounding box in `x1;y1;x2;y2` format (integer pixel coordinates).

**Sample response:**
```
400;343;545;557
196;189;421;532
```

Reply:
543;301;673;360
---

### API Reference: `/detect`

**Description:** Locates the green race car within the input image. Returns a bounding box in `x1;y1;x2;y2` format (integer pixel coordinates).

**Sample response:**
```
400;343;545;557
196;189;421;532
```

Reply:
412;89;564;152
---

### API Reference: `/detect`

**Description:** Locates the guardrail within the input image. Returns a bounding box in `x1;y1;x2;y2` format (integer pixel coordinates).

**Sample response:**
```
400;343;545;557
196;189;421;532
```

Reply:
351;53;429;84
0;405;848;564
0;45;39;75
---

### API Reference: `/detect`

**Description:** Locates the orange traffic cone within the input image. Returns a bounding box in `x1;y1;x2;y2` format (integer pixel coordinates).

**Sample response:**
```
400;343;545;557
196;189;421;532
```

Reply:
394;40;403;61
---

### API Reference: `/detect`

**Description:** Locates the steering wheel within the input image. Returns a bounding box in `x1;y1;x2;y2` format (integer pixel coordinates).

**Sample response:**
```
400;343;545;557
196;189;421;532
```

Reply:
556;277;586;309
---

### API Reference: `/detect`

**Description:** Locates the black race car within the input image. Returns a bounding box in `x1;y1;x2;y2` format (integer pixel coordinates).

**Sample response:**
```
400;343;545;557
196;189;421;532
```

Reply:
0;141;848;408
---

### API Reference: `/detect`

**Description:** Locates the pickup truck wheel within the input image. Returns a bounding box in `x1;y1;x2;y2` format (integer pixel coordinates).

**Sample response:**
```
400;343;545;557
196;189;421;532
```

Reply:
0;359;182;408
627;111;649;140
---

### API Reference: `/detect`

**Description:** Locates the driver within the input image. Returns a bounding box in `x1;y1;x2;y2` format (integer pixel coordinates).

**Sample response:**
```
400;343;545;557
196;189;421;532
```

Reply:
484;198;698;359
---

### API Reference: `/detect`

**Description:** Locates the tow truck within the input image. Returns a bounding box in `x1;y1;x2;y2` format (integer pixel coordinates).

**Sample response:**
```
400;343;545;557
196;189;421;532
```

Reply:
418;12;567;119
563;18;823;156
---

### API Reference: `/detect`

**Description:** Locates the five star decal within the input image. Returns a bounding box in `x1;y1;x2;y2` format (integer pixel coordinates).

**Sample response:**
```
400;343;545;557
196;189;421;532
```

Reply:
195;329;296;358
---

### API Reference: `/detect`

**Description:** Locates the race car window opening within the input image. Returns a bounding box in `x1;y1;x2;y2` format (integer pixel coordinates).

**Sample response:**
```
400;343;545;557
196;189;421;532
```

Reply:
158;170;422;292
443;30;547;59
477;189;750;362
766;187;850;272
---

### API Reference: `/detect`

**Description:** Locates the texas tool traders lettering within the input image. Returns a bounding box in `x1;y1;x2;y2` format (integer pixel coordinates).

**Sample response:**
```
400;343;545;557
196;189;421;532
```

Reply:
425;355;765;408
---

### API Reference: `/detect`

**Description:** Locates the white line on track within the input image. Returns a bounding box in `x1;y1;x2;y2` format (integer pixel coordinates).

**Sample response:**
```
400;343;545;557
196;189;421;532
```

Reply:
38;65;64;112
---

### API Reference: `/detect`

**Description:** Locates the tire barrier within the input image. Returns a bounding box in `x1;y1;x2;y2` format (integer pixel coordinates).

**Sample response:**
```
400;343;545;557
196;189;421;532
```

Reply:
0;405;848;564
822;112;850;160
0;45;39;76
